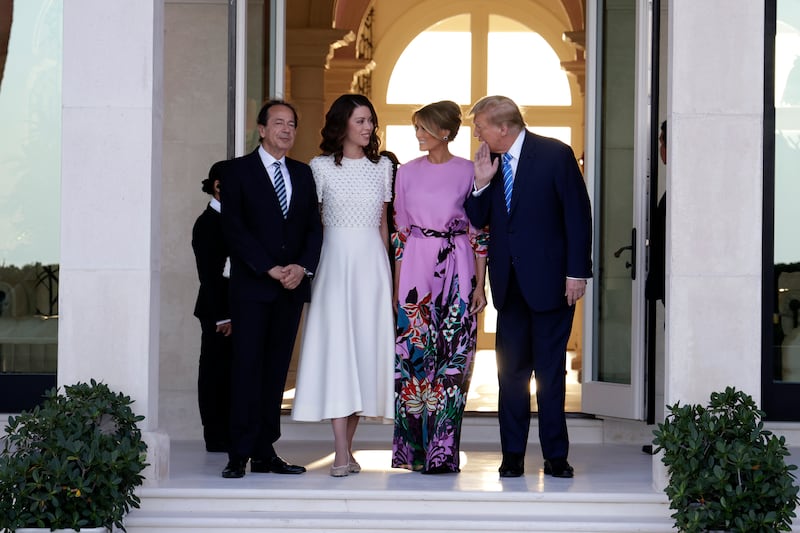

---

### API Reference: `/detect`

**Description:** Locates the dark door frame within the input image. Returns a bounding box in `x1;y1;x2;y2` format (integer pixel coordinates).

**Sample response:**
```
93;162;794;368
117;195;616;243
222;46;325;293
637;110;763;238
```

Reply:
761;0;800;421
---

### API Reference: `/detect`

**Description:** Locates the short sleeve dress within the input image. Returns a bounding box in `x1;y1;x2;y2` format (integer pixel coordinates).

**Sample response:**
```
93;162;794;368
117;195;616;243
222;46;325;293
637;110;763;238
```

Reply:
291;154;395;422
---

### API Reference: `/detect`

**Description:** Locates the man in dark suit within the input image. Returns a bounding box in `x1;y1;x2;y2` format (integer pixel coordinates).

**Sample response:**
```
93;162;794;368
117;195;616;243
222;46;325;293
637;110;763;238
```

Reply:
219;100;323;478
464;96;592;479
191;160;233;453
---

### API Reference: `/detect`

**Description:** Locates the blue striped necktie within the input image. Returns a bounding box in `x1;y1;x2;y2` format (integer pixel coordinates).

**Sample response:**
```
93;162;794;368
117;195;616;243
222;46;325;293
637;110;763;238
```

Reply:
502;152;514;212
272;161;288;218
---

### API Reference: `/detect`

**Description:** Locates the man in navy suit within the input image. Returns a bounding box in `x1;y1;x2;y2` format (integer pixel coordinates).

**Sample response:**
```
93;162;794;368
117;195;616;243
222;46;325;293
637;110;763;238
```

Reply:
464;96;592;478
220;100;323;478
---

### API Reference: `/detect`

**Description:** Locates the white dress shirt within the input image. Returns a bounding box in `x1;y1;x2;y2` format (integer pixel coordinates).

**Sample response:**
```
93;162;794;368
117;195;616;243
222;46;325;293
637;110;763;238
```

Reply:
258;145;293;206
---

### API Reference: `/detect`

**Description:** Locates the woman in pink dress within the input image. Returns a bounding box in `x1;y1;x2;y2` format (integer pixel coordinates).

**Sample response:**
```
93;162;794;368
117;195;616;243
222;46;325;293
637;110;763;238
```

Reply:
391;100;488;474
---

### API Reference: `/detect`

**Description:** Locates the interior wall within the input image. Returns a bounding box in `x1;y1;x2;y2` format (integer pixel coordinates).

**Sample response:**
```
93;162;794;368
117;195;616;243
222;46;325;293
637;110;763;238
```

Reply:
665;0;764;406
159;0;229;440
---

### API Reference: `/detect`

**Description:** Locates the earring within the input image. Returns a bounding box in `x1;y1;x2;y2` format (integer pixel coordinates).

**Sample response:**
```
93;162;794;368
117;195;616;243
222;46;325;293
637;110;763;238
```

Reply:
442;136;449;141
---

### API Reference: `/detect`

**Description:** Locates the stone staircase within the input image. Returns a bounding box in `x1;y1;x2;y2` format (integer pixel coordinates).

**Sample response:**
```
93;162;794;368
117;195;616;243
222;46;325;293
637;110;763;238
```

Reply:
124;416;682;532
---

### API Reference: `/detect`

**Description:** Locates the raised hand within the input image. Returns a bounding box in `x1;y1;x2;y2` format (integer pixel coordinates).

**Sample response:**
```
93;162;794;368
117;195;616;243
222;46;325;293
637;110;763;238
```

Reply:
474;142;499;189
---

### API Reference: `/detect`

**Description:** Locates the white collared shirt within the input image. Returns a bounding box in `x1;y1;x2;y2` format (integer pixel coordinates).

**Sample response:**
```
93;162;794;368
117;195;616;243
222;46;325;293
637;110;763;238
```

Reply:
209;197;221;213
473;129;526;196
503;129;525;177
258;145;293;206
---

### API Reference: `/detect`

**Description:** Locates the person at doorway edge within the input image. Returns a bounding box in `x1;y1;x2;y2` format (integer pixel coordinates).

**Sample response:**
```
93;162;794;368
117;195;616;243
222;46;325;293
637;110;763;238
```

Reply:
645;120;667;304
464;95;593;478
219;99;323;478
641;120;667;457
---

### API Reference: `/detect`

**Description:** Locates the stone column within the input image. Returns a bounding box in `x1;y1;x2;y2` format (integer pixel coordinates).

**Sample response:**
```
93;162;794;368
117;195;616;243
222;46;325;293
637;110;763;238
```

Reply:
60;0;169;483
657;0;764;487
325;56;374;110
286;28;354;162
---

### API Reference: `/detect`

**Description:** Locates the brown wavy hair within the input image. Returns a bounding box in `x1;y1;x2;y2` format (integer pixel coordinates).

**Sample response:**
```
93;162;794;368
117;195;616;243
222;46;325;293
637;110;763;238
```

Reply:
319;94;381;166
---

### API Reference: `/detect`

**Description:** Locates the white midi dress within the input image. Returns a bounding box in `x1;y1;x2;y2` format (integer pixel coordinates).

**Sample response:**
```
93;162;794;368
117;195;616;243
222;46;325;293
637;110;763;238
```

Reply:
291;154;395;422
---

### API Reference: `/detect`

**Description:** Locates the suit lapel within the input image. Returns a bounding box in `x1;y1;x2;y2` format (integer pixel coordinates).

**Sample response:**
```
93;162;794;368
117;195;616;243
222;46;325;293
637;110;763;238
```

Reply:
284;158;302;218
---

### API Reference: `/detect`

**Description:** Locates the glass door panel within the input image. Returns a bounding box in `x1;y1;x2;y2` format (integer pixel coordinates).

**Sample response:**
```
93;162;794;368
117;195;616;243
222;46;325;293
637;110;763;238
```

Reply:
582;0;650;419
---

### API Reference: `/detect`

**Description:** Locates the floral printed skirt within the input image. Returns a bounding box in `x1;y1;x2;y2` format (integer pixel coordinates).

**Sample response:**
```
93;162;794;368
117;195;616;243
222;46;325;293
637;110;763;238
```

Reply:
391;271;477;473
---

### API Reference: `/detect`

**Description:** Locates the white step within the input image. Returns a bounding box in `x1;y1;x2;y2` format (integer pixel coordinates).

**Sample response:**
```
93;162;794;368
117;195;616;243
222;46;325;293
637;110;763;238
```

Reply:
126;487;674;533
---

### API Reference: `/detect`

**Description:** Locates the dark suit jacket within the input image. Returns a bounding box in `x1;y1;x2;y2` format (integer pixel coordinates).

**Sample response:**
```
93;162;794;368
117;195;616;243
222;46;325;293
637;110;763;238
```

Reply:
464;131;593;311
191;204;230;322
645;193;666;302
220;150;323;303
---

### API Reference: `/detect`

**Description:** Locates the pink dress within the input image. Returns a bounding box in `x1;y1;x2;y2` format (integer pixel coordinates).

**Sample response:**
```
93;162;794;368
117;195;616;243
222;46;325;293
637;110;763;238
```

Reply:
391;155;488;472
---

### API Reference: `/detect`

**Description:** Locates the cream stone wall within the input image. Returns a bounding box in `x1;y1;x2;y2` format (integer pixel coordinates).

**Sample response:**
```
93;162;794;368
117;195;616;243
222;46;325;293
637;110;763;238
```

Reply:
656;0;765;488
665;0;764;406
60;0;170;481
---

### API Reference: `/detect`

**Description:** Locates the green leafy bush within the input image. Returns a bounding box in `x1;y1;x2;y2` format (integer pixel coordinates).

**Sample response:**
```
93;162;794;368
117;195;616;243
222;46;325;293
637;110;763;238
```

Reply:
0;380;148;532
653;387;799;532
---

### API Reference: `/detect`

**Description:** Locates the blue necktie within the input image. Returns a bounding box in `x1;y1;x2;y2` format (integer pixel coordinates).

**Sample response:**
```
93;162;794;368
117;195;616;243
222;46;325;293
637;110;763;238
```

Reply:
502;152;514;212
273;161;288;218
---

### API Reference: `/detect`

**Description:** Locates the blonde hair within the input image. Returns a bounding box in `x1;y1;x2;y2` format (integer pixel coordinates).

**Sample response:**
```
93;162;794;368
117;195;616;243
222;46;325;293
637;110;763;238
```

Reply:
469;95;525;130
412;100;462;141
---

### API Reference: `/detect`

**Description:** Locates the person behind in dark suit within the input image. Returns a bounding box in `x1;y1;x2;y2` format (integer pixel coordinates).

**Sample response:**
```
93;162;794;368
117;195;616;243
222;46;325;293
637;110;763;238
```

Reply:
191;160;233;453
642;120;667;456
464;95;593;479
219;99;323;478
380;150;400;274
646;120;667;303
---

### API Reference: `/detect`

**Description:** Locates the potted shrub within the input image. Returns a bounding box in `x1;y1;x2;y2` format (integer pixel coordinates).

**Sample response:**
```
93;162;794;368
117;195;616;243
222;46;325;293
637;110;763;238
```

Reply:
653;386;799;532
0;380;148;532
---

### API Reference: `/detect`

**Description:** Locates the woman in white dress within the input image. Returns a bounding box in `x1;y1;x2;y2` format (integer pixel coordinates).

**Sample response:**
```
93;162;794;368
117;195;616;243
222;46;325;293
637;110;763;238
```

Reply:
292;94;395;477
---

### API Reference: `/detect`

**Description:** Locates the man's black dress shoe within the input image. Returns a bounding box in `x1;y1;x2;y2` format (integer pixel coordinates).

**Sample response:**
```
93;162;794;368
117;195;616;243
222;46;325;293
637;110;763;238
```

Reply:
544;458;574;478
221;457;247;478
250;456;306;474
499;454;525;478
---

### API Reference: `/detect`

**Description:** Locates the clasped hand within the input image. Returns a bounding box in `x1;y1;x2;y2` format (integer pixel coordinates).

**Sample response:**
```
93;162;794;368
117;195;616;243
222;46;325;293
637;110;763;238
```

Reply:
268;264;305;290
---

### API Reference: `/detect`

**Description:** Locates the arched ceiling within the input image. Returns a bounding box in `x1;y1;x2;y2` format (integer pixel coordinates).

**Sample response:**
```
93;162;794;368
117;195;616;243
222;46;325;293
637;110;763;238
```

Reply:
320;0;585;64
320;0;587;93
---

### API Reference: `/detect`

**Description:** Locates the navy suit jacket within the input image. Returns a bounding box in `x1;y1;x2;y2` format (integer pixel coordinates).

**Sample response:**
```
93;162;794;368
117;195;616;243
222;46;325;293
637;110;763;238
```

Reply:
220;150;323;304
464;131;593;311
191;204;230;322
